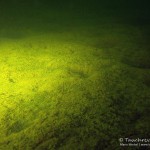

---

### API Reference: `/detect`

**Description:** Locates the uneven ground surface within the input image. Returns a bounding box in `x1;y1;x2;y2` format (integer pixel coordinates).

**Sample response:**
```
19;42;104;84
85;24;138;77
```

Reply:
0;2;150;150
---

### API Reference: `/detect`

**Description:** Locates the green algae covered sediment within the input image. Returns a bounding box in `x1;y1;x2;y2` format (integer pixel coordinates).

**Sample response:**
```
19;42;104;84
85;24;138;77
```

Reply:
0;1;150;149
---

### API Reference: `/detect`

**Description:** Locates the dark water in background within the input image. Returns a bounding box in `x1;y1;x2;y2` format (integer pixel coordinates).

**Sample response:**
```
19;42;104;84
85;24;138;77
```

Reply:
0;0;150;32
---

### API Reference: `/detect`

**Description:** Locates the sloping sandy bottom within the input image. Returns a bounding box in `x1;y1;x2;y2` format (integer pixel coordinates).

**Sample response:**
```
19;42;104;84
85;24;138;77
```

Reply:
0;12;150;149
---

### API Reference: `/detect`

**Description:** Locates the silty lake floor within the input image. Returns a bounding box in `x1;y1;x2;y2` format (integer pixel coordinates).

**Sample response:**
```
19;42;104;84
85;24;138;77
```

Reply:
0;3;150;149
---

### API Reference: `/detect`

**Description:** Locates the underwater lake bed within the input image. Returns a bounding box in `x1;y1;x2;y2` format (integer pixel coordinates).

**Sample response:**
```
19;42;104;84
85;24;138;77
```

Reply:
0;1;150;149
